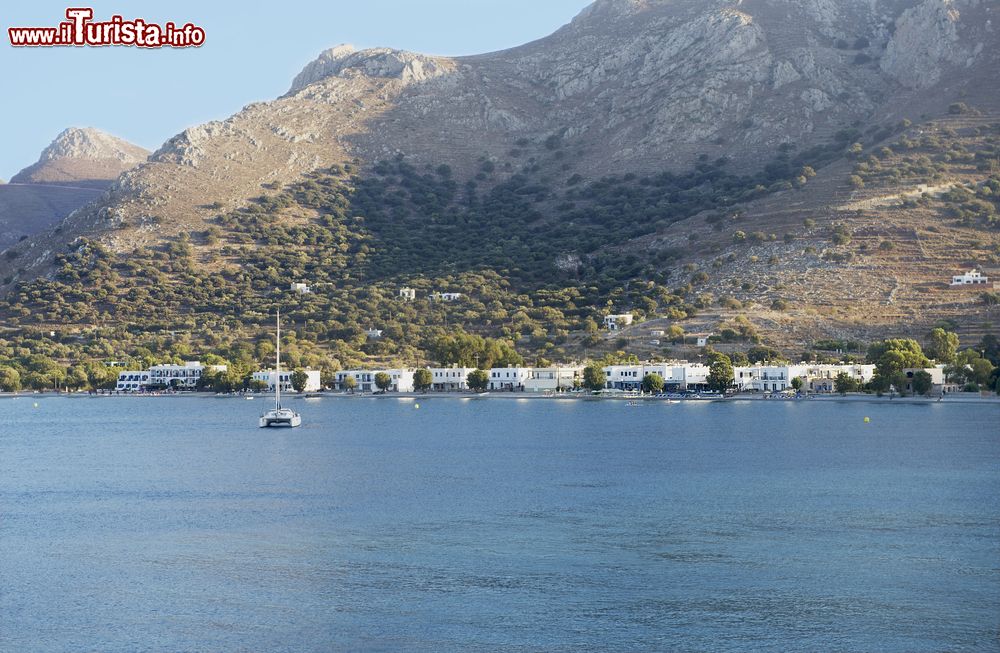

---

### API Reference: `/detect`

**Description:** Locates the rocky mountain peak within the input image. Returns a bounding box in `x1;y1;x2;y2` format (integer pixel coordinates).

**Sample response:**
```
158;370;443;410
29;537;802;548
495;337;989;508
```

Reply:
10;127;149;188
33;127;148;165
287;45;452;94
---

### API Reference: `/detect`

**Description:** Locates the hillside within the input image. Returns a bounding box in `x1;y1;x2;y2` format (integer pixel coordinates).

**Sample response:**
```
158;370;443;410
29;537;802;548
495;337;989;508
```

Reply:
0;128;148;250
0;0;997;370
10;127;149;189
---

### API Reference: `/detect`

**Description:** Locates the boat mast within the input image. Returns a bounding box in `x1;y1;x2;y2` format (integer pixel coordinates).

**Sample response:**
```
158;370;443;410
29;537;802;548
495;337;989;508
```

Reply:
275;309;281;410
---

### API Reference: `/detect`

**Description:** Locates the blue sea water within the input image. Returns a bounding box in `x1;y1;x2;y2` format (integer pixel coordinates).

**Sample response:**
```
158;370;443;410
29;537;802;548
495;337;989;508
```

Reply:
1;396;998;652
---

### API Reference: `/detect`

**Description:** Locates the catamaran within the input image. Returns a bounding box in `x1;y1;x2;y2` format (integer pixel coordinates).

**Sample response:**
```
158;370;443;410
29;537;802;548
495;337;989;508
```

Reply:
259;309;302;428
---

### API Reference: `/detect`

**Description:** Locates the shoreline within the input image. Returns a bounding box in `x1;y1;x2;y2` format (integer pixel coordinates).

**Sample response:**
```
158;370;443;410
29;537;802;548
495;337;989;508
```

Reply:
3;391;998;404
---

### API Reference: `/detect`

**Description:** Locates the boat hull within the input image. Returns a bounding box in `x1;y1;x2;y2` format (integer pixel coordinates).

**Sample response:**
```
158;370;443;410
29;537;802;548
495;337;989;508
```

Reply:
259;410;302;428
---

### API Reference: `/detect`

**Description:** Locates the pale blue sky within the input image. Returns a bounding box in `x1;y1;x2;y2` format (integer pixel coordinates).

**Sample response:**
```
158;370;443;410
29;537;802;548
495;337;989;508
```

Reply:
1;1;591;179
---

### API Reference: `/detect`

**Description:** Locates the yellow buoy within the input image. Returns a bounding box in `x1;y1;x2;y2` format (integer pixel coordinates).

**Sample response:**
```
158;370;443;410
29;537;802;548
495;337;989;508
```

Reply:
33;402;39;408
864;417;870;423
414;403;420;409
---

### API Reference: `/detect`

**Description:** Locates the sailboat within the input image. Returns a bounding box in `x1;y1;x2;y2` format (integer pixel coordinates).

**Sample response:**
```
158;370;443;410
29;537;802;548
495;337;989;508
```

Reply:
259;309;302;428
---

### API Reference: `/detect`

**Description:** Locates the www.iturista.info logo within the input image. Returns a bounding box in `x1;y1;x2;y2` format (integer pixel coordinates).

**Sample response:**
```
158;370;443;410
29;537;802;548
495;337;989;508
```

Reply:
8;7;205;48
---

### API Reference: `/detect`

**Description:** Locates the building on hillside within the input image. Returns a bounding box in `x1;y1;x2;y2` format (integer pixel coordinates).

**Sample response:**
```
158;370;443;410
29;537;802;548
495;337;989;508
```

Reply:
429;366;475;392
252;369;321;393
148;362;226;389
524;366;584;392
366;328;384;340
431;292;463;302
115;371;150;392
488;367;532;391
398;287;416;301
290;282;312;295
603;314;634;331
950;269;989;286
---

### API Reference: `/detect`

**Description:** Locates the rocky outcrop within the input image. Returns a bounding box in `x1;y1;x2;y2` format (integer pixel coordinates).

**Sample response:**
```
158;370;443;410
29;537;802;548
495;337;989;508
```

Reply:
11;127;149;188
881;0;966;89
287;45;453;94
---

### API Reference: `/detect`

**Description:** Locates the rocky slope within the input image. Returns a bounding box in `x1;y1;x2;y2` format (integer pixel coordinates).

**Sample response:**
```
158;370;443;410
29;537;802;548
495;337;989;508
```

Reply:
0;128;148;250
10;127;149;189
1;0;997;348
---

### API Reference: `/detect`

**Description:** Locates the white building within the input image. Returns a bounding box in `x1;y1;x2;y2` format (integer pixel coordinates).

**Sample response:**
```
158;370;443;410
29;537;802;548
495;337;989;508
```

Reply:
603;314;634;331
115;371;150;392
336;369;414;393
603;362;709;391
148;362;226;389
429;366;476;392
366;328;384;340
431;292;463;302
398;287;416;301
950;269;989;286
252;369;321;393
733;364;809;393
650;330;665;337
800;364;876;393
524;366;584;392
489;367;532;391
290;282;312;295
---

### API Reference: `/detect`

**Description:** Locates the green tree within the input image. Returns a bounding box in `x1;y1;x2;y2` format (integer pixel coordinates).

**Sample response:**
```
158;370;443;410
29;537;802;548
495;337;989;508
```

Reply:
342;375;357;393
290;369;309;393
790;377;803;391
641;373;665;394
0;366;21;392
868;338;930;382
925;328;959;363
747;345;785;363
707;353;734;393
467;369;489;392
374;372;392;393
834;372;858;395
582;364;606;391
413;368;433;392
911;370;933;396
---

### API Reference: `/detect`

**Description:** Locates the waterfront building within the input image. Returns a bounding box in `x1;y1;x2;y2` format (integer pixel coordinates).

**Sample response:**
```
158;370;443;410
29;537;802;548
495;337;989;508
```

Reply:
148;361;226;389
603;362;710;391
337;369;414;393
488;366;532;391
252;369;321;393
524;366;584;392
429;366;476;392
115;371;151;392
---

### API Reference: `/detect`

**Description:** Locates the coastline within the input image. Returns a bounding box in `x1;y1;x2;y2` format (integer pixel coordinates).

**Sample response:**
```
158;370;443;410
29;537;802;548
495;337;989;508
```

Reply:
3;391;998;404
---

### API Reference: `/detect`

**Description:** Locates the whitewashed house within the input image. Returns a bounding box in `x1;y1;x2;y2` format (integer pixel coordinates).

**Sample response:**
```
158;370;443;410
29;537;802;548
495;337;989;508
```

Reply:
801;364;876;393
524;366;584;392
290;282;312;295
366;328;384;340
398;287;416;301
950;269;989;286
148;362;225;389
429;366;475;392
489;367;532;391
336;369;414;393
733;364;809;393
252;369;321;393
115;371;150;392
431;292;463;302
603;362;710;391
603;314;634;331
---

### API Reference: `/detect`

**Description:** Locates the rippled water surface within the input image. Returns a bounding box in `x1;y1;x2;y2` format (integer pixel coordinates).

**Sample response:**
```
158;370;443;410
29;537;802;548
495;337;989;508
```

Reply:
1;396;998;652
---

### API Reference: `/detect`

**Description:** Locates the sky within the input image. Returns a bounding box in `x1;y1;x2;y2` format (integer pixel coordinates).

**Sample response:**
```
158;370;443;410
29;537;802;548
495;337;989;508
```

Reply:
0;0;592;180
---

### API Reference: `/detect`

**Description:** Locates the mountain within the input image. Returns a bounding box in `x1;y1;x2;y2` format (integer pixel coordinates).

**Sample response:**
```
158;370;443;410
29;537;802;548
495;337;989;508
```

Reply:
0;0;997;365
10;127;149;189
0;128;148;250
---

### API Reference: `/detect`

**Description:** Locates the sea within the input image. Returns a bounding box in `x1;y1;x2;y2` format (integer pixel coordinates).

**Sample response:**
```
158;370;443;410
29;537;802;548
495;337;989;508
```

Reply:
1;395;998;652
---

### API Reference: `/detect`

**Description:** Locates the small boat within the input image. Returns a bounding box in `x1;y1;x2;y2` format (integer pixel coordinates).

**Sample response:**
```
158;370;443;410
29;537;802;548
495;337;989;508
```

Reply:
259;309;302;428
